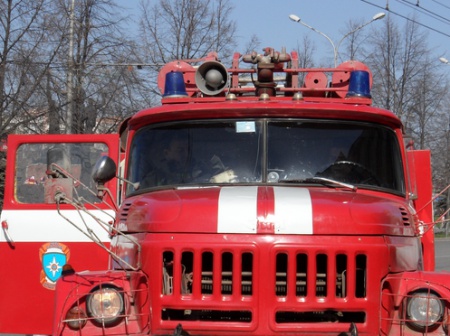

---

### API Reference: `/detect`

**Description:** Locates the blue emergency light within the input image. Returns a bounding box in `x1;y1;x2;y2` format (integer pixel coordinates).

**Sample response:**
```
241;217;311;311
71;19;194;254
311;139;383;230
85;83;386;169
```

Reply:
346;70;371;98
163;71;188;97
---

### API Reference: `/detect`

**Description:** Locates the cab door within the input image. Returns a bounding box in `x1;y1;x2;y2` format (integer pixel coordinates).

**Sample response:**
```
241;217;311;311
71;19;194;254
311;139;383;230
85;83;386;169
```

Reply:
0;134;119;335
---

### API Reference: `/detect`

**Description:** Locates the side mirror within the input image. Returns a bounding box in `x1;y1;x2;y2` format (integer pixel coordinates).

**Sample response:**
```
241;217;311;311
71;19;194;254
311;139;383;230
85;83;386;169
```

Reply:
92;156;117;184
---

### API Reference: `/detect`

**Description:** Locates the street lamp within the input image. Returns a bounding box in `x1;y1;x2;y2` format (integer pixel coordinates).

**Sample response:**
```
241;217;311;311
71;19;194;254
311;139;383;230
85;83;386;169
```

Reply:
439;56;450;236
289;12;385;67
439;57;449;65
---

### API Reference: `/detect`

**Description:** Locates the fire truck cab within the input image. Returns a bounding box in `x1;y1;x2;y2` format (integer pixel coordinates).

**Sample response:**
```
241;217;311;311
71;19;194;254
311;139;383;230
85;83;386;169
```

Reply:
2;47;449;335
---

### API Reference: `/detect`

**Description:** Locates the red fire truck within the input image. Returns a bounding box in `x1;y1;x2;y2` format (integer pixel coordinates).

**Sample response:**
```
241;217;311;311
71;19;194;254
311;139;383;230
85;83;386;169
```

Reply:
1;47;449;335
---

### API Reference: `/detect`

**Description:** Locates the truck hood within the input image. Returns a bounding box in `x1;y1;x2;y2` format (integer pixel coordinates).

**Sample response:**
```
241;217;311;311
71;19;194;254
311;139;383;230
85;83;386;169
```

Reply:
120;186;415;235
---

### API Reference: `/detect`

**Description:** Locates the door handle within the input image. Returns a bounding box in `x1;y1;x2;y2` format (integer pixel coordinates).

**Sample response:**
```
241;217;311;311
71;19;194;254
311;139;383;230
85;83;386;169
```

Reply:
2;220;15;246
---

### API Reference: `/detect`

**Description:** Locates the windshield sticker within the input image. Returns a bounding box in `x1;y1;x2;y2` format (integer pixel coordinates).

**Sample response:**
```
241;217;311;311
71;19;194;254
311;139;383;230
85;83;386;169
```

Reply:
236;121;256;133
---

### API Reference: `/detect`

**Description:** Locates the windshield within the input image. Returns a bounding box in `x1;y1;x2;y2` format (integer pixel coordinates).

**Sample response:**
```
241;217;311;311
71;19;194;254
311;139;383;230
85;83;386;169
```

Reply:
127;119;404;194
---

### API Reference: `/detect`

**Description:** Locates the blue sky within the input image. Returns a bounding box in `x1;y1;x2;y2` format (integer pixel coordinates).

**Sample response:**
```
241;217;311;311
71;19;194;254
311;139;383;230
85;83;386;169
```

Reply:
230;0;450;66
122;1;450;67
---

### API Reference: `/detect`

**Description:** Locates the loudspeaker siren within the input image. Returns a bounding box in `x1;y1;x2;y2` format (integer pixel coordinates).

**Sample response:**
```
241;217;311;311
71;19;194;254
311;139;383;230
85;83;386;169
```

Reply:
195;60;229;96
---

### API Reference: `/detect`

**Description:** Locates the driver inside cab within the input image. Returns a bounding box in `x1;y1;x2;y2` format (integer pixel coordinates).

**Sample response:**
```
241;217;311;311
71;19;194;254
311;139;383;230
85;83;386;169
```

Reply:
140;133;236;188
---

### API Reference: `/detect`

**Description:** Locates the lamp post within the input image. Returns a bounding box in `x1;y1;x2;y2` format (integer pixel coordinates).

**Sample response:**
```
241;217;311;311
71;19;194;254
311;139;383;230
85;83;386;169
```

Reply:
439;57;450;237
289;12;385;67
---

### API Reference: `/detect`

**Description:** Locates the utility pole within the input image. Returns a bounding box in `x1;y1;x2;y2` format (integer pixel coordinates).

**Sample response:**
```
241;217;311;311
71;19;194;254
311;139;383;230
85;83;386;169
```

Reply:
66;0;75;134
446;121;450;236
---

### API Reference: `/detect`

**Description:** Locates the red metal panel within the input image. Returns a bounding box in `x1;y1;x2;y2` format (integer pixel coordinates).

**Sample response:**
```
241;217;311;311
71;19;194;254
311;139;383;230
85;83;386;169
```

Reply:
123;187;417;238
408;150;434;271
0;134;119;335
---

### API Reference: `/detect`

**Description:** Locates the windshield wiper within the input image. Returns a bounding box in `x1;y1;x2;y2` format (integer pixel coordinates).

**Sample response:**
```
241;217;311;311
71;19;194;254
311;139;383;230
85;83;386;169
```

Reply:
279;176;357;191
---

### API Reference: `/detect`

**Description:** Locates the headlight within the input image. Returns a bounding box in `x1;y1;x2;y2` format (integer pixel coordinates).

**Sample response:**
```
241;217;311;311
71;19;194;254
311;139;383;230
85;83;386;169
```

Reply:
65;306;87;330
406;291;444;332
87;286;125;327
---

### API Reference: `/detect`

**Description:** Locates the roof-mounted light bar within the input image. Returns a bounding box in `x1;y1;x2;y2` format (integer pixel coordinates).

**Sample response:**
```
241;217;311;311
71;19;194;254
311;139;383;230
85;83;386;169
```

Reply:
158;48;373;103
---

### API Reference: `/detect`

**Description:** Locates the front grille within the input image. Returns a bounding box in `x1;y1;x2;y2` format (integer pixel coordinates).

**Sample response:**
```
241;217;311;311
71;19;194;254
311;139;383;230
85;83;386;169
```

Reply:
161;249;254;323
162;250;254;296
274;252;367;299
158;238;370;326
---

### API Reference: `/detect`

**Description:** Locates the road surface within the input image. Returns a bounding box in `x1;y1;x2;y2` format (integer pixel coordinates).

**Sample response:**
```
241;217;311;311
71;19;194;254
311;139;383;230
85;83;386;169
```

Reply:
435;238;450;271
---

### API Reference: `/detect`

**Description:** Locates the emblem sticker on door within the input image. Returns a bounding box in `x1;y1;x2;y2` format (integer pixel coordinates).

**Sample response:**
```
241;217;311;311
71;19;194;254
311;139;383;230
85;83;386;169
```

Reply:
39;242;70;290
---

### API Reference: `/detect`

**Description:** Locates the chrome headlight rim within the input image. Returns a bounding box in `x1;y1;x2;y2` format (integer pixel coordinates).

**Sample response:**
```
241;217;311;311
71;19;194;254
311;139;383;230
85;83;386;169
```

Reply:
86;284;125;327
406;290;444;332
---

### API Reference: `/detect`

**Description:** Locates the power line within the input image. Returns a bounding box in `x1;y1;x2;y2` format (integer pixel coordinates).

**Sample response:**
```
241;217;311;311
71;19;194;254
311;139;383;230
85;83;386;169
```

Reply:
2;60;163;68
395;0;450;26
360;0;450;39
430;0;450;12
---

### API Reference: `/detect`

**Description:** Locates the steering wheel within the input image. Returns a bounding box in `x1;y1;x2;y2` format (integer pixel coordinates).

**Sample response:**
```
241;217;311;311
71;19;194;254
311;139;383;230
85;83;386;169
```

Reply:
320;160;380;185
